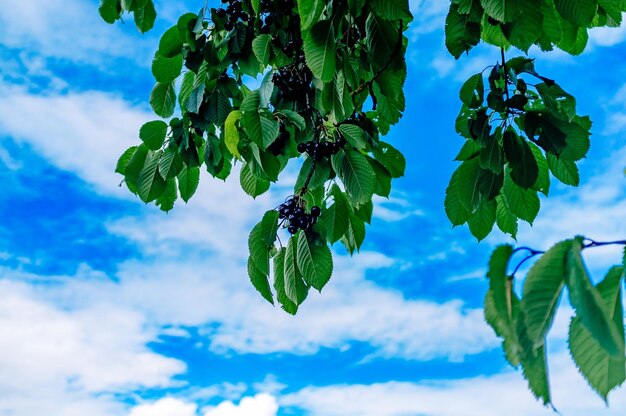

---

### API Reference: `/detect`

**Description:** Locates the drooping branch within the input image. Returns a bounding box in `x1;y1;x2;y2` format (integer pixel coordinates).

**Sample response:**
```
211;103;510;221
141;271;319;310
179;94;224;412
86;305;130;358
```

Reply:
508;239;626;279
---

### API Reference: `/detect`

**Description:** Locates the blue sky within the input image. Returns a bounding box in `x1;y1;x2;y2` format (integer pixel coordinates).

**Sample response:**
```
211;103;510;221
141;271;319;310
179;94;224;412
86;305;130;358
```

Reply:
1;1;626;415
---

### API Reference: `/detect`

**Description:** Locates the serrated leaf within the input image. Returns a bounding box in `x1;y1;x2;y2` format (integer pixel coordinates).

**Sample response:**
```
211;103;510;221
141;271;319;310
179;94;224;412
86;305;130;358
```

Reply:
99;0;121;24
116;146;138;175
503;172;540;224
460;73;484;107
555;0;598;26
569;266;625;401
248;257;274;304
521;240;571;347
139;120;168;150
457;157;483;212
338;124;368;150
252;34;272;66
133;0;156;33
248;210;279;278
296;232;333;291
547;153;579;186
496;195;519;238
151;52;183;83
178;165;200;203
298;0;325;31
445;3;481;58
156;178;177;212
372;141;406;178
240;162;270;198
445;165;471;226
321;185;350;244
341;212;366;255
468;199;496;241
284;235;300;304
303;20;336;82
566;238;624;356
150;82;177;118
137;150;167;203
370;0;413;20
503;129;539;189
335;149;376;206
224;110;243;159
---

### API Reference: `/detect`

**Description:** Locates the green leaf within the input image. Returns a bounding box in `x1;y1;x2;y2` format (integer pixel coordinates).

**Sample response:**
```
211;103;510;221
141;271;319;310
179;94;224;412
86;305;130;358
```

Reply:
295;158;331;192
150;82;177;118
296;232;333;291
555;0;598;26
241;92;280;149
521;240;571;347
298;0;325;31
445;3;481;58
178;165;200;203
341;212;366;255
372;141;406;178
116;146;138;175
503;129;539;189
252;34;272;66
445;165;472;226
159;26;184;58
224;110;243;159
137;150;167;203
496;195;519;238
339;124;368;151
139;120;168;150
99;0;121;24
370;0;413;20
240;162;270;198
569;266;625;401
547;153;580;186
321;185;350;244
303;20;336;82
156;178;177;212
133;0;156;33
280;110;306;131
479;135;504;174
366;13;400;68
529;143;550;196
460;73;484;108
503;172;540;224
468;199;496;241
273;248;294;314
124;144;149;194
457;158;483;212
284;235;301;304
480;0;524;22
248;211;279;277
248;257;274;304
158;146;183;179
334;149;376;206
565;238;624;357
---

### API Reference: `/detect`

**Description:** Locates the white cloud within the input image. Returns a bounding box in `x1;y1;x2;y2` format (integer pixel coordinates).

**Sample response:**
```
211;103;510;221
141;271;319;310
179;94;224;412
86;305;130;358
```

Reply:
130;398;198;416
203;394;278;416
0;279;185;416
589;24;626;47
281;352;626;416
0;0;153;66
0;84;152;196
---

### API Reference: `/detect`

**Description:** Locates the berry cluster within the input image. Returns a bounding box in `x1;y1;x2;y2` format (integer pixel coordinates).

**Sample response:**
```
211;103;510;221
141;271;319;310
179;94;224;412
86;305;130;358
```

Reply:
272;52;313;101
278;197;321;235
213;0;250;31
268;122;291;156
258;0;298;34
297;136;347;161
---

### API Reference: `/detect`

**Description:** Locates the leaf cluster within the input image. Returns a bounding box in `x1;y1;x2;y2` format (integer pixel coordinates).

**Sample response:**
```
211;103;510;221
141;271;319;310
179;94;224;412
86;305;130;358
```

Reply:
111;0;412;309
446;57;591;241
445;0;626;58
485;241;626;405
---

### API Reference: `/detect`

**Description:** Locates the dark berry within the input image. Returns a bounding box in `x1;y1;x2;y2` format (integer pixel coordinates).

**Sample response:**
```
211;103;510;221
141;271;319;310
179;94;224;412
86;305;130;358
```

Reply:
297;143;306;153
216;8;226;17
288;225;298;235
224;21;234;30
311;206;321;217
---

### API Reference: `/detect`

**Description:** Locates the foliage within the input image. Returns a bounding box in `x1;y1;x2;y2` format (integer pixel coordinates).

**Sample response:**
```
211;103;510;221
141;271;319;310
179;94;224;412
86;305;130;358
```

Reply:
485;239;626;404
101;0;626;406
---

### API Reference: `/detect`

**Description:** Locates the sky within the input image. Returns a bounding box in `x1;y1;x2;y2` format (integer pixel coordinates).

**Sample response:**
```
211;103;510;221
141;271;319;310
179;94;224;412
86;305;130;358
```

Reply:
0;1;626;415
